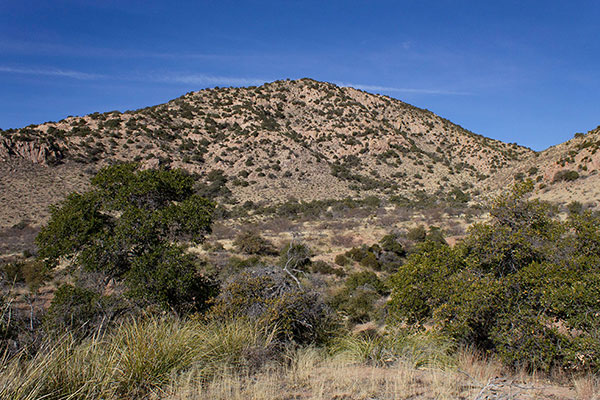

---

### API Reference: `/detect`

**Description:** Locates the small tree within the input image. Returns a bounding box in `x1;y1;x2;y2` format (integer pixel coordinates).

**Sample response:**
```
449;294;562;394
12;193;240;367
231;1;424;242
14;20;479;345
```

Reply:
37;163;215;313
388;181;600;372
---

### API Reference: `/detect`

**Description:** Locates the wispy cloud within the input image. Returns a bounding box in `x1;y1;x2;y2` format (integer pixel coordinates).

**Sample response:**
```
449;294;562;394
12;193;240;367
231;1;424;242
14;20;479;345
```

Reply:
0;39;245;61
0;66;103;80
0;63;469;95
334;81;471;95
154;73;269;87
0;65;268;88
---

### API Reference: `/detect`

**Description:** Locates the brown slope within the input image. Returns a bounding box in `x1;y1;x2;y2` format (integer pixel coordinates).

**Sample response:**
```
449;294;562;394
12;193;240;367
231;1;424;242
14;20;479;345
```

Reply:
493;125;600;208
0;78;533;229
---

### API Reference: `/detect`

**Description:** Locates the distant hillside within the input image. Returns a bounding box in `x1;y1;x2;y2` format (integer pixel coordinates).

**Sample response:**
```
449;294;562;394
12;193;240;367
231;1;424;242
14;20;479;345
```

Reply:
494;125;600;208
0;78;538;228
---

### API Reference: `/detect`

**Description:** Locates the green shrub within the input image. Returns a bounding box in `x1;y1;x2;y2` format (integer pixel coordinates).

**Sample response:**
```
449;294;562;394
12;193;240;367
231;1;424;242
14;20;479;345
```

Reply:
1;260;50;291
233;231;276;255
447;188;471;204
346;247;368;262
379;233;405;256
333;286;382;324
527;166;539;176
334;254;350;266
125;244;217;313
553;169;579;182
359;252;380;270
227;255;263;271
407;225;427;242
311;260;346;277
43;284;123;335
331;272;388;324
279;241;312;270
388;181;600;372
425;226;447;245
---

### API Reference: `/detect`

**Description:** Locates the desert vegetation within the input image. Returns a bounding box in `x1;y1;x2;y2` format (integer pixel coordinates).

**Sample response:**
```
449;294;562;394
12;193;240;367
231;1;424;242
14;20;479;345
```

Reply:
1;163;600;399
2;81;600;399
1;79;546;231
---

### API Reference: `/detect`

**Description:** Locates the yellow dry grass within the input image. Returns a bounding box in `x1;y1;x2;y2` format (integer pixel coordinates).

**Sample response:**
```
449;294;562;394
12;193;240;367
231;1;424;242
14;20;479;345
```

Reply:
166;348;582;400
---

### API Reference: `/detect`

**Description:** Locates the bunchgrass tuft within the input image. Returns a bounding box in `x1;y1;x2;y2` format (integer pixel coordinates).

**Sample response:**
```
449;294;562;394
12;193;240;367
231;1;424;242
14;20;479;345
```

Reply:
330;329;455;369
0;316;277;400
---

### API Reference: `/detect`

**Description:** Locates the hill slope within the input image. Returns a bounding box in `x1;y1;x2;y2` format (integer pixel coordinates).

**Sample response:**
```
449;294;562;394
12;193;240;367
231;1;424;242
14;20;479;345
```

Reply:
0;78;535;228
494;125;600;208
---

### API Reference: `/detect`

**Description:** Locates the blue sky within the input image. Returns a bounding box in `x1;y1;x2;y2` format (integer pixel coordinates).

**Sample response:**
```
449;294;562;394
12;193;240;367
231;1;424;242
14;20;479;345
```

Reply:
1;0;599;150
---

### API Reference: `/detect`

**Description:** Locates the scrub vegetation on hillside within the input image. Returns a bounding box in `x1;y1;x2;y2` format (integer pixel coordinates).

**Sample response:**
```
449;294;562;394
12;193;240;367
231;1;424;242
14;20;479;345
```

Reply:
1;165;600;399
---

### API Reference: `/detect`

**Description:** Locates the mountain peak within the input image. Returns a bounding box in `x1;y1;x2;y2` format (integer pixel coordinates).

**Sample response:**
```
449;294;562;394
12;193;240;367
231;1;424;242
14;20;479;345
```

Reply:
0;79;546;228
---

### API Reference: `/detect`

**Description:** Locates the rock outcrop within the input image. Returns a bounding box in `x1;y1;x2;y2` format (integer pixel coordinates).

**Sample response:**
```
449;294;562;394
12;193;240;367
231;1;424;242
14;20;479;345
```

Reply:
0;137;63;165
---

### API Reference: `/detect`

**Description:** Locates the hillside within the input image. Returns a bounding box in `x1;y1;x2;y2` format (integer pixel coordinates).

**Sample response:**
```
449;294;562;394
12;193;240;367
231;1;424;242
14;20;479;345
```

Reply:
495;125;600;208
0;78;532;229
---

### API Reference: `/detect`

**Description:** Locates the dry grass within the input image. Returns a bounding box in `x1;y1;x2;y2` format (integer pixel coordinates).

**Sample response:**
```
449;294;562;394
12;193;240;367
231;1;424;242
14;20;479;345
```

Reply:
574;375;600;400
0;315;591;400
166;347;583;400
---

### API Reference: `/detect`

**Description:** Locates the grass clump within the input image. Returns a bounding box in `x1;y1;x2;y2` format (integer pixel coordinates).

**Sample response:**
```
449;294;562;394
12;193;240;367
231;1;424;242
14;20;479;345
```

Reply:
331;329;455;369
0;317;277;400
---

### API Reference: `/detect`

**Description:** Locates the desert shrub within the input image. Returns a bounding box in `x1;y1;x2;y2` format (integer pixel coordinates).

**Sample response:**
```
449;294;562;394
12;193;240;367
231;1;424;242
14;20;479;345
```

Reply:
447;188;471;204
553;169;579;182
379;233;405;256
406;225;427;242
331;271;388;324
311;260;346;277
359;252;380;270
279;241;312;270
210;268;337;344
425;226;447;245
344;246;381;270
388;181;600;372
528;166;539;176
567;201;583;215
1;259;50;291
233;231;276;255
196;169;231;199
43;284;125;335
334;254;350;266
377;234;406;271
36;163;215;314
345;271;387;294
346;246;368;262
333;286;382;324
125;244;217;314
227;255;263;271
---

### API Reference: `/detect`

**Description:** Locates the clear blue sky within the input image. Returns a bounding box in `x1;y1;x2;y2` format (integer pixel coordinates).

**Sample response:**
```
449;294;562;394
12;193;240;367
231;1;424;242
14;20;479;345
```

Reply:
1;0;599;150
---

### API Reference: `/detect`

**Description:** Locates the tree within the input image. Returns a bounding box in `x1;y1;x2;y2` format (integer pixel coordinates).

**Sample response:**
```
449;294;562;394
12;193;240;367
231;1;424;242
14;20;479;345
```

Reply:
388;181;600;372
36;163;215;313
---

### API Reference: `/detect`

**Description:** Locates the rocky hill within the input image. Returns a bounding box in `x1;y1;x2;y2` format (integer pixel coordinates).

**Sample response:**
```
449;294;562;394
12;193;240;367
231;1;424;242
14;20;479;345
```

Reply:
0;78;566;229
492;125;600;208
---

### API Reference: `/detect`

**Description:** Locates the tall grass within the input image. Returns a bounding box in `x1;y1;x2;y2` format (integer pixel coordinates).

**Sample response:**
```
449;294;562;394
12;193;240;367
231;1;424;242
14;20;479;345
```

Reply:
0;317;277;400
330;329;455;369
1;318;595;400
